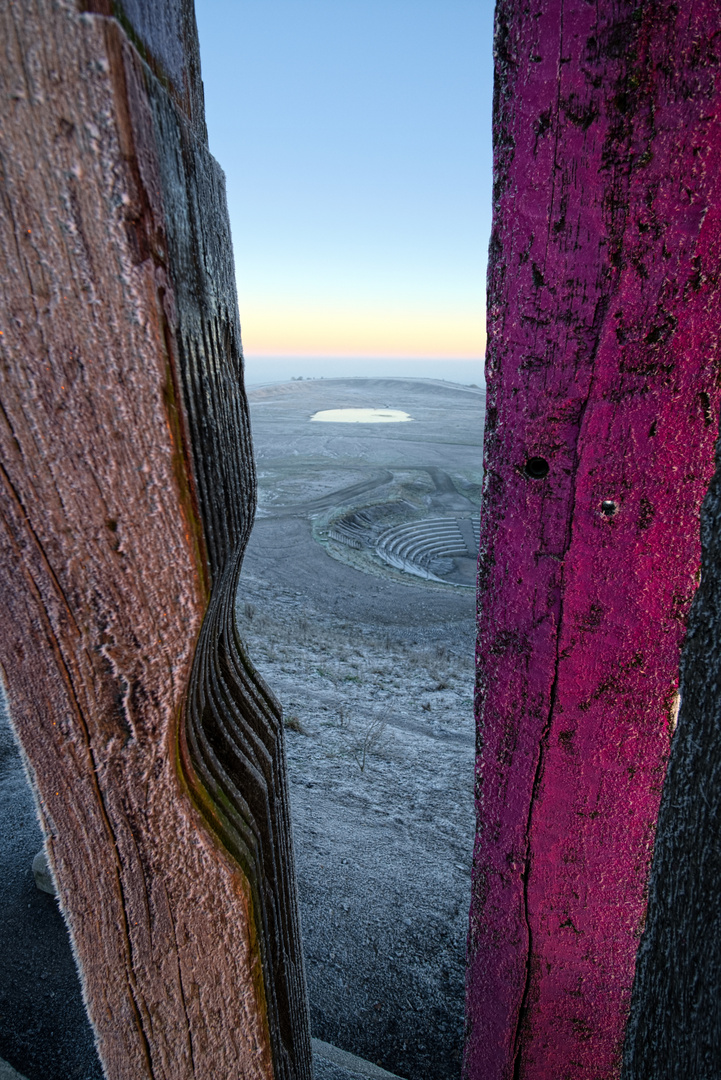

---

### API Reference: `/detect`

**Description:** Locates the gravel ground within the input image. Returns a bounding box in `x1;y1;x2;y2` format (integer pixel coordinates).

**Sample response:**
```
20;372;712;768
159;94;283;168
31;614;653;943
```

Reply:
236;569;475;1080
239;378;483;1080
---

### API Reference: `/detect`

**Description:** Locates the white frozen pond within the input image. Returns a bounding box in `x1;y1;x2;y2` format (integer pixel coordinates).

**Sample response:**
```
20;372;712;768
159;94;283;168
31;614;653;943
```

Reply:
310;408;413;423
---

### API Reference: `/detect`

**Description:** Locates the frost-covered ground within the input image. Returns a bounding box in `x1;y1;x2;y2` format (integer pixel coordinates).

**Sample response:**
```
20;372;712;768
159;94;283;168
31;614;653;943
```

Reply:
238;376;485;1080
237;571;475;1080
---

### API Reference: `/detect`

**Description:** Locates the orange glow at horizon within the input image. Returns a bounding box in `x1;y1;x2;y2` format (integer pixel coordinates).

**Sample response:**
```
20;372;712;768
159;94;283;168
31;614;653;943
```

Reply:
240;304;486;359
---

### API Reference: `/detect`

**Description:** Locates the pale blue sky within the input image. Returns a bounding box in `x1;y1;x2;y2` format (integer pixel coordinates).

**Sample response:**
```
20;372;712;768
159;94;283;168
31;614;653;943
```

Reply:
194;0;494;384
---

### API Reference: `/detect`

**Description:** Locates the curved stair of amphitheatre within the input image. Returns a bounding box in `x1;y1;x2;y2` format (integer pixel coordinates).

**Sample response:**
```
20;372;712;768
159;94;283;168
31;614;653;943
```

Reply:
376;517;480;585
328;509;380;549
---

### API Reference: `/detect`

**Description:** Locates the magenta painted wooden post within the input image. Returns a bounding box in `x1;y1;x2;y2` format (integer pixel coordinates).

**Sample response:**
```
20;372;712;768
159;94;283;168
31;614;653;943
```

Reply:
465;2;721;1078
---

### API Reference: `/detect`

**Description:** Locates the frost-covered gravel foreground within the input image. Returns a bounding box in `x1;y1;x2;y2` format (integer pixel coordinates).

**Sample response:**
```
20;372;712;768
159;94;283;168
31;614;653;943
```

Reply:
237;569;476;1080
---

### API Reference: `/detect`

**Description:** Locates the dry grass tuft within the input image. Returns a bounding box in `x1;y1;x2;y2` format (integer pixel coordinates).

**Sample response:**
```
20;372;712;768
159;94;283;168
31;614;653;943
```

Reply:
351;715;387;773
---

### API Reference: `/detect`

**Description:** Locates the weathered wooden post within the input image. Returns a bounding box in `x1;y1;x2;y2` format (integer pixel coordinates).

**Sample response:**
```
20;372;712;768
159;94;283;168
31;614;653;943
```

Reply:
0;2;311;1077
466;1;721;1077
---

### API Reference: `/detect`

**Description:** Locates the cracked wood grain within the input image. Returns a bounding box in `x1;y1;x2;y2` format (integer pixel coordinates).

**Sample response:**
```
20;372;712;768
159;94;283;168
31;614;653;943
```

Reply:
0;2;311;1078
465;2;721;1077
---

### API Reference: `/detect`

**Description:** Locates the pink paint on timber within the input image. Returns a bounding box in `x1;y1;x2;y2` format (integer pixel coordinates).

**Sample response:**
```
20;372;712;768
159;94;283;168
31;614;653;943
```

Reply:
465;2;721;1078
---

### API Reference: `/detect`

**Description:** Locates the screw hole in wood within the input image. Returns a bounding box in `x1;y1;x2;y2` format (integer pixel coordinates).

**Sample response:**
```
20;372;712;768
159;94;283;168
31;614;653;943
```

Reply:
525;457;549;480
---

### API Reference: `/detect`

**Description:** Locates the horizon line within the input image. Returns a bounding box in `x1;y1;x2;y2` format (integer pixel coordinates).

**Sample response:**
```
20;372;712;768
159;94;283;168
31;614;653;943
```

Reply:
243;353;485;361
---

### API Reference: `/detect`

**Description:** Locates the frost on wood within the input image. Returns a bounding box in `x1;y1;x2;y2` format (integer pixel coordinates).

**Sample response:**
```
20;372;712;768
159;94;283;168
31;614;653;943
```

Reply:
466;2;721;1078
0;2;310;1078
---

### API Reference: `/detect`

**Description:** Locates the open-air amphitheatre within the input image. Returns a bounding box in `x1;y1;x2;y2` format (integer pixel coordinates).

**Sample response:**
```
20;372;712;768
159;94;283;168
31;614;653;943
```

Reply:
325;493;480;589
249;377;484;592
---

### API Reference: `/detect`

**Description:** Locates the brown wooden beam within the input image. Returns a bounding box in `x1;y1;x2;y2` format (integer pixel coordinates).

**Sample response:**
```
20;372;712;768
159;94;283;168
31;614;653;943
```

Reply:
0;2;311;1077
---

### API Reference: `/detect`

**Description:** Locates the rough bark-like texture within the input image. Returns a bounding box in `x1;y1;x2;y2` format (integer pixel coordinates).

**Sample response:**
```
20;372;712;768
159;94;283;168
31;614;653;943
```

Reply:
0;2;310;1078
465;2;721;1078
623;371;721;1067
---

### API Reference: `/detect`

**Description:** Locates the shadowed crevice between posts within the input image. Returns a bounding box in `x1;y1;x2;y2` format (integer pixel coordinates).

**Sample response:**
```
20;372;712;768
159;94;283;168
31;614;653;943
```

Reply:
622;432;721;1077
